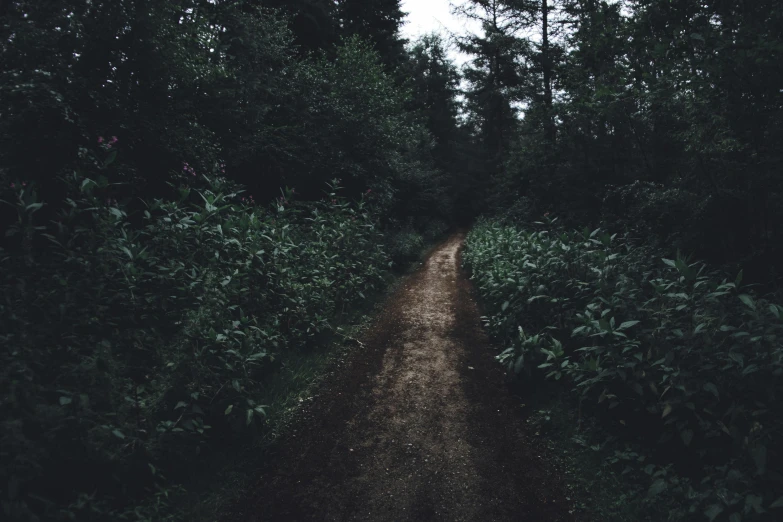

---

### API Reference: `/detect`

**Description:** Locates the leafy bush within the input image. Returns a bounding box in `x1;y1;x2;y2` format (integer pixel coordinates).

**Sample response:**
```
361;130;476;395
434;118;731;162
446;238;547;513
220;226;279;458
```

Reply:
386;229;425;269
422;218;449;243
0;155;388;521
464;218;783;521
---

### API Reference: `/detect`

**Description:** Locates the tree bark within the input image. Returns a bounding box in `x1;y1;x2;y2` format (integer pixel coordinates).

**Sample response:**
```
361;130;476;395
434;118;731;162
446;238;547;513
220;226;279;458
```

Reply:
542;0;555;147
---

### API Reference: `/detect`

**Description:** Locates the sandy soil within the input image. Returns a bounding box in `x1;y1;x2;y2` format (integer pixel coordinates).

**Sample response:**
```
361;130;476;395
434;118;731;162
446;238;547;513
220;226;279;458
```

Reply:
230;233;579;521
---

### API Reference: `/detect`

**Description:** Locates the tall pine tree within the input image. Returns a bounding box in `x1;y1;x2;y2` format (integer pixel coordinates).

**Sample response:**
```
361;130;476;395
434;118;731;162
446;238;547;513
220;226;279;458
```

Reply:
455;0;526;178
337;0;407;71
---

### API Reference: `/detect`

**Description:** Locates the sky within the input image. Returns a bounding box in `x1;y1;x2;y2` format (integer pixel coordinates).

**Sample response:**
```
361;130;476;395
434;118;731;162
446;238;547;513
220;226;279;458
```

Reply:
400;0;478;65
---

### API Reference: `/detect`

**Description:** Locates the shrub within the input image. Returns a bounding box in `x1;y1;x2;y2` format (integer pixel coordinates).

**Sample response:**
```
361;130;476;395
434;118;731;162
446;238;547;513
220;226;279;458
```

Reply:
463;218;783;521
386;229;425;269
422;218;449;243
0;157;388;520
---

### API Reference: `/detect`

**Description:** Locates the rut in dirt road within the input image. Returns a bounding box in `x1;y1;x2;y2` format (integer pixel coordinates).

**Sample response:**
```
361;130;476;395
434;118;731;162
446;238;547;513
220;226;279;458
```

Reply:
236;233;578;522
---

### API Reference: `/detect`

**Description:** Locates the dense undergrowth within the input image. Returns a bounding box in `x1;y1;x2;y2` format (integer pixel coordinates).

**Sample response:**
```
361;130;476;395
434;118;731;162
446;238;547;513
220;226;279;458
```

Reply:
463;218;783;522
0;2;462;519
0;157;390;521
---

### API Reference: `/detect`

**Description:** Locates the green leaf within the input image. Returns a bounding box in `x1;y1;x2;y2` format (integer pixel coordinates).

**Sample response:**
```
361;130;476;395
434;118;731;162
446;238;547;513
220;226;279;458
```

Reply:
648;478;667;497
751;445;767;476
59;397;72;406
246;409;254;426
502;301;509;311
735;269;743;288
224;404;233;415
104;150;118;167
680;429;694;447
80;178;96;192
662;258;677;268
770;497;783;509
112;429;125;440
739;294;756;310
746;495;765;514
703;382;719;399
618;320;640;330
704;505;724;521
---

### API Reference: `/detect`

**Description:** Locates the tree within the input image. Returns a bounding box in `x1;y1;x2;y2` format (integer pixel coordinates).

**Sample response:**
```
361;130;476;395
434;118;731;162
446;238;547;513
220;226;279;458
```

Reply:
337;0;408;71
404;35;461;172
257;0;339;52
455;0;527;181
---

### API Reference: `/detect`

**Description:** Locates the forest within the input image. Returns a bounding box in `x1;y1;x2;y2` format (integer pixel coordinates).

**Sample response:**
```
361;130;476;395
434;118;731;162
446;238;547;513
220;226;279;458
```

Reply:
0;0;781;521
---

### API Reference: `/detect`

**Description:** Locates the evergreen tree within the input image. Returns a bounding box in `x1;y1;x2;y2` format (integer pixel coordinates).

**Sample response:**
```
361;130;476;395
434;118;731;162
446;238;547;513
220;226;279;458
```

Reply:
258;0;339;52
404;35;461;172
455;0;526;187
404;34;478;221
337;0;407;71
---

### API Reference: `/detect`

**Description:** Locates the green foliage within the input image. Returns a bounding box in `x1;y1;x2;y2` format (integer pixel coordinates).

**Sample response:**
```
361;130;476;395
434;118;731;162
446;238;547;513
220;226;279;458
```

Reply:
464;218;783;521
0;160;388;520
285;36;426;207
337;0;408;72
386;229;425;268
456;0;783;274
0;1;462;520
0;3;454;226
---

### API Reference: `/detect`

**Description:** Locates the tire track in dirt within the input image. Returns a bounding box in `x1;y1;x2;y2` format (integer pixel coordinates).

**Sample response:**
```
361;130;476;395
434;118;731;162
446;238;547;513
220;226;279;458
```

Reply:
231;233;578;521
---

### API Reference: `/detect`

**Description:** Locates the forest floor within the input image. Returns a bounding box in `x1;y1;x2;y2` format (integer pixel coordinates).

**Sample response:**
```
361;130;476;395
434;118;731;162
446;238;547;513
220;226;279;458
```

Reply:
226;233;582;522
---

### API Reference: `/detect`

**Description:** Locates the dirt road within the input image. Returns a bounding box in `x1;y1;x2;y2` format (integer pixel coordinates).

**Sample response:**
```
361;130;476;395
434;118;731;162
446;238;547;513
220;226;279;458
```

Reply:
234;233;578;521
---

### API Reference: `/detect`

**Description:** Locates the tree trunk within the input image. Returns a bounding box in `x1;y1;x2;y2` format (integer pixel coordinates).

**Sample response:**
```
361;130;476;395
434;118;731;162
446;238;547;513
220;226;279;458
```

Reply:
542;0;555;147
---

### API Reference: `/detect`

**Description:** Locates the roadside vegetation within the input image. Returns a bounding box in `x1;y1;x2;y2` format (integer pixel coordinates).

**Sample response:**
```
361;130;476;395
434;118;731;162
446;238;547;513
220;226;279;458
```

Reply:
464;218;783;521
2;0;782;520
0;2;459;520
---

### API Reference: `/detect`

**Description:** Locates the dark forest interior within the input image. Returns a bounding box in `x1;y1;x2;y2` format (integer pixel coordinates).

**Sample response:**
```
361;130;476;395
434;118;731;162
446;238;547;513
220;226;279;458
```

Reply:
1;1;782;521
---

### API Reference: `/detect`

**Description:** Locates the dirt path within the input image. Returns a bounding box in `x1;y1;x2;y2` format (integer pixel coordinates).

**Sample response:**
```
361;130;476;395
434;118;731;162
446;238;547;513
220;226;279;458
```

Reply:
233;233;578;521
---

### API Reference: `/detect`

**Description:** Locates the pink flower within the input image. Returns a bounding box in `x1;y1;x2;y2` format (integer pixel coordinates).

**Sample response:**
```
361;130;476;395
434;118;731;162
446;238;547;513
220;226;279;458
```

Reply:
544;212;551;217
22;182;27;187
98;137;104;144
366;189;372;194
110;136;118;144
10;183;15;189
